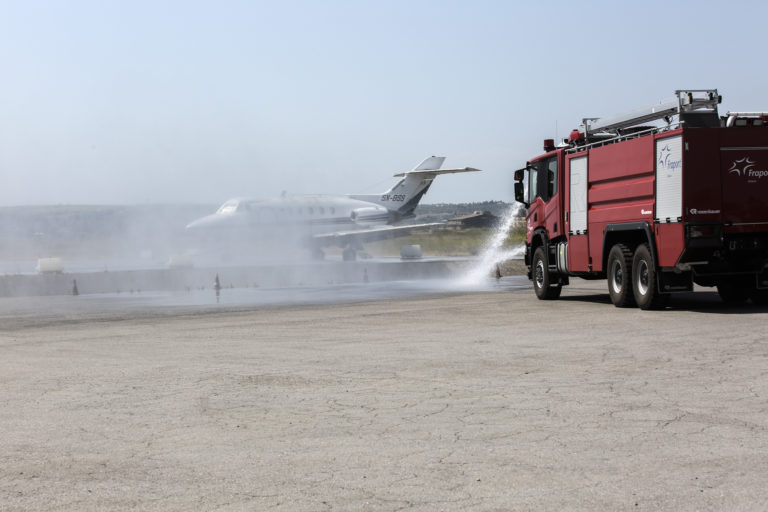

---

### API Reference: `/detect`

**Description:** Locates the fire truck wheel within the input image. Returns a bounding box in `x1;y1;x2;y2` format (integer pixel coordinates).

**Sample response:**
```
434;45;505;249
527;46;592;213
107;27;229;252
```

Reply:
632;244;669;310
716;279;750;305
311;248;325;261
532;246;561;300
607;244;636;307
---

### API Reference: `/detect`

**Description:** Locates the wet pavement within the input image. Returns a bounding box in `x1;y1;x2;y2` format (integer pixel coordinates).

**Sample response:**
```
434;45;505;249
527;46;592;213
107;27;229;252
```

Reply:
0;276;531;328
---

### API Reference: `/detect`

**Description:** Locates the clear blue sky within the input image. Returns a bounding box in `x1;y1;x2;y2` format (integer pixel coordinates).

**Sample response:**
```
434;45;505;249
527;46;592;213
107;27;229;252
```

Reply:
1;0;766;206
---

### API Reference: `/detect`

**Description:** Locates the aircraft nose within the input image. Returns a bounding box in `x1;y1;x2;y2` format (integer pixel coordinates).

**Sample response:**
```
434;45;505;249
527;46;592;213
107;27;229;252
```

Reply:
186;214;219;230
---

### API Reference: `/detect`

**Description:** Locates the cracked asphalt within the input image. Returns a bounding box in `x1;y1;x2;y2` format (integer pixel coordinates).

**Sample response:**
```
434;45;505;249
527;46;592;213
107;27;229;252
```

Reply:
2;279;768;510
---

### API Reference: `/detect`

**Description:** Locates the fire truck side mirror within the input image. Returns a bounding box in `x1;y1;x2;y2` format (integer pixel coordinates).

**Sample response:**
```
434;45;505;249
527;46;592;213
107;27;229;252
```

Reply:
514;169;525;181
514;182;527;206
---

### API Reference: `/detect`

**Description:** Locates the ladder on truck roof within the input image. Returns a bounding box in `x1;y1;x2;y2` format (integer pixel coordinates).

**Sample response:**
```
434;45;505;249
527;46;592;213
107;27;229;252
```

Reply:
578;89;721;137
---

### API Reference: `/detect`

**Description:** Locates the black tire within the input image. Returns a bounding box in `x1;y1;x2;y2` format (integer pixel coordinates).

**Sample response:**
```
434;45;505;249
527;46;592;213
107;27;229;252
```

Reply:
532;246;562;300
632;244;669;310
607;244;636;307
717;279;749;305
311;248;325;261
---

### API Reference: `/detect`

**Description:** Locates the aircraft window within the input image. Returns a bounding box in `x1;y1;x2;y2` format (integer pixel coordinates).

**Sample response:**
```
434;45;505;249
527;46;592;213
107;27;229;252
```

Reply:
308;207;314;214
318;207;325;214
296;208;302;215
330;207;335;214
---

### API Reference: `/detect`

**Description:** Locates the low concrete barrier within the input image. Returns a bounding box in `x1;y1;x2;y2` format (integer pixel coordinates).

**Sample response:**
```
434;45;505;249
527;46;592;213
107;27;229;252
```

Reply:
0;259;476;297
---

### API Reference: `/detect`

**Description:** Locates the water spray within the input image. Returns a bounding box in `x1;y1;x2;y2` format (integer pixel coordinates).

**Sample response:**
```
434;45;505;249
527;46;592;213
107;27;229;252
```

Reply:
457;205;525;287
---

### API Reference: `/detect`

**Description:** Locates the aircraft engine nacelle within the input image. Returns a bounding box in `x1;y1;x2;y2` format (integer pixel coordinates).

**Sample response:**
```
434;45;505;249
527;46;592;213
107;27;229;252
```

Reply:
350;206;390;226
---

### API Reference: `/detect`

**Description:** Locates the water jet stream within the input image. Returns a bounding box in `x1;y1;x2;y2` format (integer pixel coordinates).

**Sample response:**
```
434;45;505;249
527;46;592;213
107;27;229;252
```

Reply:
457;206;525;287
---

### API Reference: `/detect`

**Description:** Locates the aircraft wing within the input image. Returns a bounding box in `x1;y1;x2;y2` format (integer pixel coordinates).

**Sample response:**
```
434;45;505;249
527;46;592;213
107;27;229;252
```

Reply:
311;223;444;247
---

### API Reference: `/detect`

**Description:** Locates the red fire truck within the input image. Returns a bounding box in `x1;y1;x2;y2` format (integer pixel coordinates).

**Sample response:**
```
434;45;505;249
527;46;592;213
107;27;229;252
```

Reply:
514;89;768;309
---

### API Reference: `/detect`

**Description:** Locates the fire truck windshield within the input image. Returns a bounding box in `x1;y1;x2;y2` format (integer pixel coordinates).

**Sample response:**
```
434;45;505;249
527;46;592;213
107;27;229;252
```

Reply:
529;156;558;203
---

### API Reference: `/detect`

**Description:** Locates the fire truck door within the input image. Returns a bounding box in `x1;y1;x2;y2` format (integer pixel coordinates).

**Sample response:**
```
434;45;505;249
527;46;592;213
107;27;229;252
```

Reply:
527;157;559;232
541;156;561;237
566;155;589;271
656;135;683;223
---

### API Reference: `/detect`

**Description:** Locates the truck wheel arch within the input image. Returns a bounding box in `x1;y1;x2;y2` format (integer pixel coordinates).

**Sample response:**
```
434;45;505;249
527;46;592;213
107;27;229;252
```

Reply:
531;228;548;252
526;228;548;267
601;222;658;272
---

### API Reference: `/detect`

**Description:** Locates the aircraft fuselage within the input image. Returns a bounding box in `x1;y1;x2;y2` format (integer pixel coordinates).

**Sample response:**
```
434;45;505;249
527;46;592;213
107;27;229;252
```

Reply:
186;195;394;236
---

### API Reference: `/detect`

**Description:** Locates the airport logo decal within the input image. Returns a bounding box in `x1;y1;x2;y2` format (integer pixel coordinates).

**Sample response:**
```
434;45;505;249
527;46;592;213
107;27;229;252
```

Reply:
728;157;768;182
657;144;681;176
728;157;756;176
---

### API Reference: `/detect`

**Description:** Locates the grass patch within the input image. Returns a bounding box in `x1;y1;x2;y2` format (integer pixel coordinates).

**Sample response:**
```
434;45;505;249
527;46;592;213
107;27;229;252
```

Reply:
365;222;526;258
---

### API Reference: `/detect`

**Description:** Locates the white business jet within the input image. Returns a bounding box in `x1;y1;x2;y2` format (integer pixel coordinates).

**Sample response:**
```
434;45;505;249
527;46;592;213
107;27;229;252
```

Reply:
186;156;480;261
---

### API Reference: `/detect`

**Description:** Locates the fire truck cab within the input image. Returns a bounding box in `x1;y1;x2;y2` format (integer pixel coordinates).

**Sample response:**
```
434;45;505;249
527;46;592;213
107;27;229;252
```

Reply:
515;89;768;309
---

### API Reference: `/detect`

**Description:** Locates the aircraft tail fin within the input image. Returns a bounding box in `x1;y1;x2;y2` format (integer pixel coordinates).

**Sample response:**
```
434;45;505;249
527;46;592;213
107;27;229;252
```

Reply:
349;156;481;219
413;156;446;170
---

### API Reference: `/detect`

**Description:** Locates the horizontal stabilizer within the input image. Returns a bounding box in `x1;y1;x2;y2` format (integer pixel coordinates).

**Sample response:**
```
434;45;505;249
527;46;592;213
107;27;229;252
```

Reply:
393;167;482;177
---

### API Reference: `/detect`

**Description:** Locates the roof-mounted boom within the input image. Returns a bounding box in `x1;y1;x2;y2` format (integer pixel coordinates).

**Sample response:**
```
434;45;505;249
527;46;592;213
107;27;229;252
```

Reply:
579;89;721;138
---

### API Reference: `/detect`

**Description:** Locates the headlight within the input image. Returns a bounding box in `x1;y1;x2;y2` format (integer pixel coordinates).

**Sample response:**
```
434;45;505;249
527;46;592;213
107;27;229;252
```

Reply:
688;224;717;238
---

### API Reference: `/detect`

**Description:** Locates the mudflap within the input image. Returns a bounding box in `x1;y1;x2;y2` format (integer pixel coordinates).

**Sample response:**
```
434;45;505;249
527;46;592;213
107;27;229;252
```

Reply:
659;270;693;293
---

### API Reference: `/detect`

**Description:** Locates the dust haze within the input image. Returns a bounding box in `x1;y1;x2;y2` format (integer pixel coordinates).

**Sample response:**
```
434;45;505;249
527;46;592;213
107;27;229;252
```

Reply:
0;204;213;274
